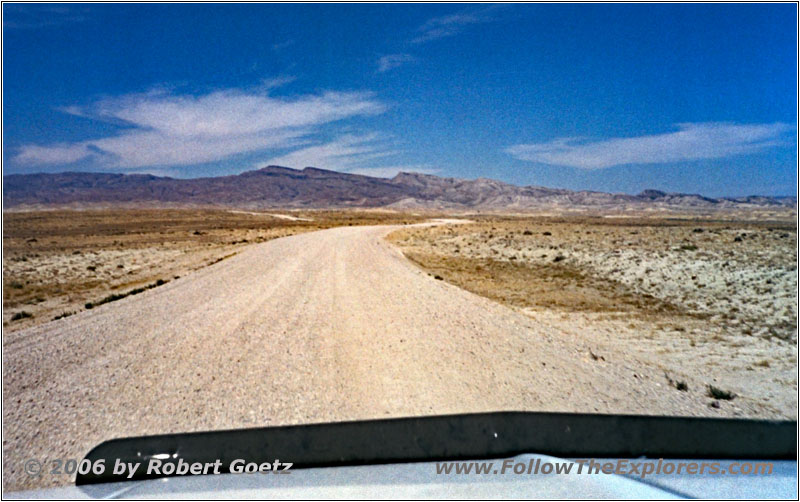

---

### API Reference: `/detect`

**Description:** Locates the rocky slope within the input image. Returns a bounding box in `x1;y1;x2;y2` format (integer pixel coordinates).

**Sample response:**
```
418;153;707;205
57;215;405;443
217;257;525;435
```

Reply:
3;165;796;210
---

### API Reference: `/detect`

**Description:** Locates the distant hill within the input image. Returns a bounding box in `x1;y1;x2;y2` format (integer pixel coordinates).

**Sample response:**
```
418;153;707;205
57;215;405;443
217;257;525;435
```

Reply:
3;166;796;210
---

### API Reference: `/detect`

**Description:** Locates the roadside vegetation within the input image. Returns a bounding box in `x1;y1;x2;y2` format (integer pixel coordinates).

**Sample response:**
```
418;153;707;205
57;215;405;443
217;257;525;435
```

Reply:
3;208;428;330
388;211;797;415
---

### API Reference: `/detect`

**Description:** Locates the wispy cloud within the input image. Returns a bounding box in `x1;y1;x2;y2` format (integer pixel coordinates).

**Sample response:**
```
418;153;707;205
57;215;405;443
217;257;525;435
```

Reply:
347;165;440;178
15;144;95;165
506;122;795;170
258;75;297;90
262;134;437;178
14;86;386;170
3;5;90;29
264;133;399;172
271;39;295;52
412;6;500;44
377;54;416;73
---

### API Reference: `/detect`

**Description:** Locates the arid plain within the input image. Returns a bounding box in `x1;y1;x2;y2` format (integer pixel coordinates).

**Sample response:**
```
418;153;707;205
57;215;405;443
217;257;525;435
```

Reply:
2;207;797;491
3;209;426;331
389;210;798;418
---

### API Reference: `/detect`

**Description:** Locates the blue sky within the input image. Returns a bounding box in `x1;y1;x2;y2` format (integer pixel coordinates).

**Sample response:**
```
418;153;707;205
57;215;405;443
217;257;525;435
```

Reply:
3;3;797;196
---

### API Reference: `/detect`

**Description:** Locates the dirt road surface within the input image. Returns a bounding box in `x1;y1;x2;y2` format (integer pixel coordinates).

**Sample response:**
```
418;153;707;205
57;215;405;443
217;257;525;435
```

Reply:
2;223;777;491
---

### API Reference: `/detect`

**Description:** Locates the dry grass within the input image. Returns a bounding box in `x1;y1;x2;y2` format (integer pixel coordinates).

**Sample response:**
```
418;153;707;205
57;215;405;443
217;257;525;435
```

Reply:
390;213;797;341
3;208;426;330
389;211;798;416
403;251;683;316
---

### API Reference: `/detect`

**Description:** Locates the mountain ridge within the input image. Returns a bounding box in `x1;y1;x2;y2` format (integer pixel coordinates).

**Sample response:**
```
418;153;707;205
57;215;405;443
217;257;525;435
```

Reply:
3;165;795;210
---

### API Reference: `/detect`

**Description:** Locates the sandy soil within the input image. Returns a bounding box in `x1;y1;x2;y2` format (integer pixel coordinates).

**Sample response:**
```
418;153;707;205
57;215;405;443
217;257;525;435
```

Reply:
3;221;786;492
389;215;797;421
3;209;425;331
228;210;314;221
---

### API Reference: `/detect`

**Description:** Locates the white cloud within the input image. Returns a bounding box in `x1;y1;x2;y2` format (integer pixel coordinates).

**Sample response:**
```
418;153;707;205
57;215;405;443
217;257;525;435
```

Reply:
258;75;297;90
15;86;385;170
347;165;440;178
14;143;95;165
264;134;399;172
262;135;438;178
3;5;90;29
506;122;795;170
377;54;415;73
412;7;499;44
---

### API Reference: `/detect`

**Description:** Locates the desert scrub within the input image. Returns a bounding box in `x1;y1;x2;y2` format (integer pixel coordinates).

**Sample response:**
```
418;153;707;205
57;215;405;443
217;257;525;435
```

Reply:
665;373;689;391
53;311;76;321
707;385;735;400
85;279;170;309
11;311;33;321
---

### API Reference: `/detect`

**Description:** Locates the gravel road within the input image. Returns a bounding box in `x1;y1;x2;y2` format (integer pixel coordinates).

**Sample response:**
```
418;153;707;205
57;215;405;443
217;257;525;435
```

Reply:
2;223;772;491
